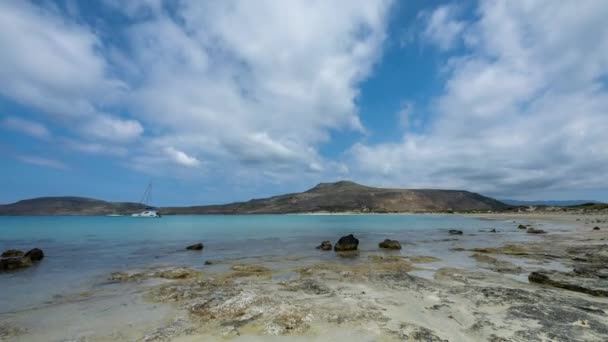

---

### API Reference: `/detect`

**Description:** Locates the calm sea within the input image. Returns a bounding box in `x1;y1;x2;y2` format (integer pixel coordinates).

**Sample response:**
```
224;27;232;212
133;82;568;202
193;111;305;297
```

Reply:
0;214;555;313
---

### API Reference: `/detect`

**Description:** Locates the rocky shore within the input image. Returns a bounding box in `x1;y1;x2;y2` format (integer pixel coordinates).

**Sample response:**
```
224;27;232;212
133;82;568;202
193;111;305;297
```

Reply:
1;212;608;341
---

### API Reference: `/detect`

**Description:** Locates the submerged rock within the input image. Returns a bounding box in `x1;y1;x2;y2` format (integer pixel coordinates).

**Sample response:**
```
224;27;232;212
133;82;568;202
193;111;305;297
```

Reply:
527;228;546;234
334;234;359;252
1;250;24;258
529;271;608;297
378;239;402;249
0;256;32;271
109;267;200;282
449;229;463;235
230;264;271;277
316;241;332;250
156;268;199;279
186;243;204;251
518;224;527;229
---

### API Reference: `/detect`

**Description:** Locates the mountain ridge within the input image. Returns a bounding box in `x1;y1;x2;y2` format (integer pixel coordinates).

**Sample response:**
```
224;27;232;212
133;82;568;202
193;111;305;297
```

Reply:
0;181;508;215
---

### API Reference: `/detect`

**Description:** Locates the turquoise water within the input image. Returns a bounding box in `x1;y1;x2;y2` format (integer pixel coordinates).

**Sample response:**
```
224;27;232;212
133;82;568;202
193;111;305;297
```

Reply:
0;214;549;313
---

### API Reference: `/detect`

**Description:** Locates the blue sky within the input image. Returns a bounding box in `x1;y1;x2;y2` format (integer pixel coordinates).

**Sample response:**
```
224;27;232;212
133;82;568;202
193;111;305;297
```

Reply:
1;0;608;206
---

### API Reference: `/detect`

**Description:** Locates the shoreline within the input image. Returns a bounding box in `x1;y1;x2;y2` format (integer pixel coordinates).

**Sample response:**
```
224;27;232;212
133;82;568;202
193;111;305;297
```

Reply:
1;213;607;341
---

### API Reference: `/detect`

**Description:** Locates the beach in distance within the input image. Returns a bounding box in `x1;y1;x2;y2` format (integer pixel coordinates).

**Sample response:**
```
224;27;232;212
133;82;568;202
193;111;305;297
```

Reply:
1;211;608;341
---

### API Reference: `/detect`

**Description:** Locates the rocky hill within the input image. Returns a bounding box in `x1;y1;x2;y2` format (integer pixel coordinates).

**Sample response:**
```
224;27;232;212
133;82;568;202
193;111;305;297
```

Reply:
163;181;507;214
0;181;508;215
0;197;145;216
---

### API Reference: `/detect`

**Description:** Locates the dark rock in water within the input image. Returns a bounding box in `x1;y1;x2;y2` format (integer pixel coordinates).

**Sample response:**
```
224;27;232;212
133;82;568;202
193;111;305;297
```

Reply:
527;228;546;234
378;239;402;249
448;229;463;235
529;271;608;297
24;248;44;261
1;248;44;271
1;250;24;258
204;260;213;265
0;256;32;271
593;226;600;231
490;228;497;233
186;243;204;251
316;241;332;251
334;234;359;252
517;224;527;229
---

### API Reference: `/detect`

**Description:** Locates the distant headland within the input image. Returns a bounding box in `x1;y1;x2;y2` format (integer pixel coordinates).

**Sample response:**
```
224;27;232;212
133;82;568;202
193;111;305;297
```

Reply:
2;180;605;216
0;180;509;215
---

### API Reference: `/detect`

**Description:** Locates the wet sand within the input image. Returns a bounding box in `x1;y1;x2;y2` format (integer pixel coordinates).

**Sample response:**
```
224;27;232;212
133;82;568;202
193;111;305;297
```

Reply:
1;212;608;341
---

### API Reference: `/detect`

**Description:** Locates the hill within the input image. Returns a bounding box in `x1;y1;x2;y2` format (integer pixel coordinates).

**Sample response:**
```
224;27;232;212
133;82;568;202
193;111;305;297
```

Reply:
0;196;145;216
163;181;507;214
0;181;508;215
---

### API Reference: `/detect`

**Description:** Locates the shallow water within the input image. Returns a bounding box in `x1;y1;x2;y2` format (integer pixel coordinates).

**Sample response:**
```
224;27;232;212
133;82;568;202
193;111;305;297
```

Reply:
0;214;567;316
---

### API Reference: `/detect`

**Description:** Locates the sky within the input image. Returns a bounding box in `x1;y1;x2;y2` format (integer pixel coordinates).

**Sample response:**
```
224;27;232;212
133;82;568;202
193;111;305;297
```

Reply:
1;0;608;206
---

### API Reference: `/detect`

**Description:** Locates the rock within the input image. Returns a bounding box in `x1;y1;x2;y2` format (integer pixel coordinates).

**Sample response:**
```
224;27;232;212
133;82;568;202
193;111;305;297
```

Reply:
316;241;332;250
378;239;402;249
449;229;463;235
109;267;200;282
0;256;33;271
518;224;527;229
334;234;359;251
230;264;271;277
529;271;608;297
593;226;600;231
527;228;546;234
1;248;43;271
155;267;199;279
1;249;24;258
24;248;44;261
490;228;497;233
573;265;608;278
109;272;135;282
186;243;203;251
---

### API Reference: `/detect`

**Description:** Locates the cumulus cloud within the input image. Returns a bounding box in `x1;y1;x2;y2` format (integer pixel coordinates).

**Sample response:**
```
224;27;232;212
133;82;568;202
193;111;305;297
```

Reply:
349;0;608;198
164;147;200;167
1;116;50;139
80;115;143;142
420;4;465;51
119;0;391;173
0;0;139;143
0;0;391;178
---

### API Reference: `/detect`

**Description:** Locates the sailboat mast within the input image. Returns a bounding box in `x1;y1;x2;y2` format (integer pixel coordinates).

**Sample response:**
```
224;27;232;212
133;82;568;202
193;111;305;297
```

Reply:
139;182;152;206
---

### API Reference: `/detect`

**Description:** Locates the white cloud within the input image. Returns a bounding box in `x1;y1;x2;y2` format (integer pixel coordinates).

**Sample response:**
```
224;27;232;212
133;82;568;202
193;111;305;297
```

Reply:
0;0;392;177
350;0;608;198
80;115;143;142
119;0;391;173
1;116;50;139
164;147;200;167
17;155;69;170
0;0;138;144
421;4;465;51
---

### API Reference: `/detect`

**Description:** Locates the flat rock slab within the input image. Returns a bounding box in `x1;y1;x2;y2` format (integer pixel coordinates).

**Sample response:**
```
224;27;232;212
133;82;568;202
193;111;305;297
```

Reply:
529;270;608;297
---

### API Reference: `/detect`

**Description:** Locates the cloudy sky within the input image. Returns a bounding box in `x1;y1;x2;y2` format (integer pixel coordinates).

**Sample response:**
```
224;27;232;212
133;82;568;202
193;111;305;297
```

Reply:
1;0;608;205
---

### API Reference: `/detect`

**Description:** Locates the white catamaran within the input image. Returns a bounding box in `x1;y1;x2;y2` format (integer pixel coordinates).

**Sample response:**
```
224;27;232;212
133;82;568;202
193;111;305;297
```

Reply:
132;182;161;218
